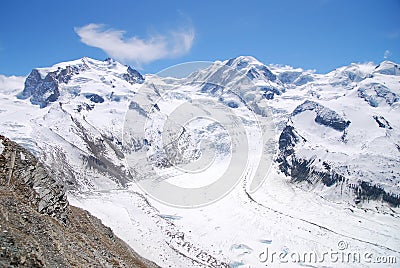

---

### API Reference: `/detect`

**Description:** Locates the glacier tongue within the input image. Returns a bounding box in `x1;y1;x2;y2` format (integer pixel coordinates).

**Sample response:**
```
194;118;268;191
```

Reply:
0;56;399;267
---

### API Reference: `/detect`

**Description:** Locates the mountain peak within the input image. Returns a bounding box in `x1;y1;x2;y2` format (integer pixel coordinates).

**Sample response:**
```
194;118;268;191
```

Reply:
223;55;277;82
17;57;143;108
225;55;263;69
374;60;400;76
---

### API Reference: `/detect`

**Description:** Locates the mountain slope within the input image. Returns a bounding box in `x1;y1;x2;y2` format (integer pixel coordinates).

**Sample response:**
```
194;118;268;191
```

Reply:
269;60;400;207
182;56;400;207
0;135;157;267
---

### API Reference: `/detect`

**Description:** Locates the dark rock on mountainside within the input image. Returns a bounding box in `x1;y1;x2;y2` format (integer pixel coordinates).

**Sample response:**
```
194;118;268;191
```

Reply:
0;135;158;268
277;122;400;207
352;181;400;207
260;86;282;100
123;66;145;84
17;65;86;108
373;115;393;129
17;59;144;108
246;65;277;81
278;125;306;160
292;100;351;131
358;83;399;107
83;93;105;103
0;135;68;223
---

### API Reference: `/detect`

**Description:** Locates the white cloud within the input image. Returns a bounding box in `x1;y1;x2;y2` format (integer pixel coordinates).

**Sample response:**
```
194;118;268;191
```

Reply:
75;23;195;66
384;50;391;59
387;30;400;39
0;75;25;93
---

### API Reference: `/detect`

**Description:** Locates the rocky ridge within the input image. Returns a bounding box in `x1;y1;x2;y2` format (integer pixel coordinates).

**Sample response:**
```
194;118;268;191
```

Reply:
0;135;157;268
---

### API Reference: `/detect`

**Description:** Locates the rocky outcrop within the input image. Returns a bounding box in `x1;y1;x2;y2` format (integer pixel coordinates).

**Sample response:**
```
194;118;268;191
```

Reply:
0;135;68;223
277;122;400;207
17;65;86;108
373;115;393;129
352;181;400;207
276;125;346;188
292;100;351;131
17;59;144;108
246;65;277;81
123;66;145;84
0;135;158;267
83;93;105;103
358;83;399;107
260;86;282;100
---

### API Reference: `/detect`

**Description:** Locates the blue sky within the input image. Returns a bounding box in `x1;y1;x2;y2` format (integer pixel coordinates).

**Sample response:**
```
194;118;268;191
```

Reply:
1;0;399;76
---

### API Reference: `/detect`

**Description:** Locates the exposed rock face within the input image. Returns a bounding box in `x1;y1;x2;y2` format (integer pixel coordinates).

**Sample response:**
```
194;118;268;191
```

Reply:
0;135;68;223
276;117;400;207
260;86;282;100
358;83;399;107
83;93;105;103
278;125;305;160
246;65;277;81
18;64;87;108
123;66;145;84
276;125;346;188
18;65;86;108
17;59;144;108
0;135;158;267
373;115;393;129
292;100;351;131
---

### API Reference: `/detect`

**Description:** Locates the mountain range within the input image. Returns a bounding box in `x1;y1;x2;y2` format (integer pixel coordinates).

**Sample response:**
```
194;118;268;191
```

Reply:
0;56;399;267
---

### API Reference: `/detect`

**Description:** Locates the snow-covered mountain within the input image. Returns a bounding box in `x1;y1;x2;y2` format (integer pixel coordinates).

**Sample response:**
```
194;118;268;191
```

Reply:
0;56;399;267
272;61;400;207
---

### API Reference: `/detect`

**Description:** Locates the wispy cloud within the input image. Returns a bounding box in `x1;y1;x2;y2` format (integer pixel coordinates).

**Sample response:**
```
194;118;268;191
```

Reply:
74;23;195;67
384;50;392;59
387;30;400;39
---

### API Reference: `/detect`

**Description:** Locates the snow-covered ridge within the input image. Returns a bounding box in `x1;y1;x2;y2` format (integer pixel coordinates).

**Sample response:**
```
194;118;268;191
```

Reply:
374;60;400;76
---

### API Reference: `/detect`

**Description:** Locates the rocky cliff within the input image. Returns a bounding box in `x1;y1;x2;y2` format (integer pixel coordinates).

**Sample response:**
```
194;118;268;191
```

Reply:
0;135;157;267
